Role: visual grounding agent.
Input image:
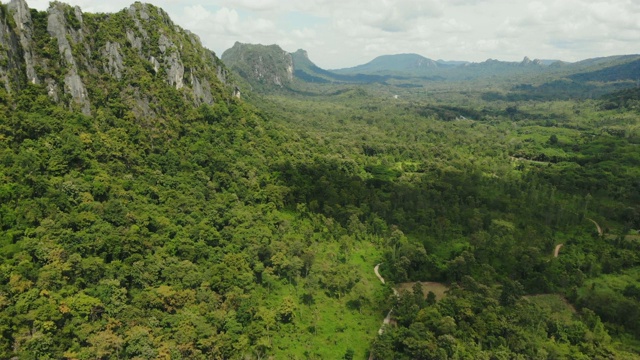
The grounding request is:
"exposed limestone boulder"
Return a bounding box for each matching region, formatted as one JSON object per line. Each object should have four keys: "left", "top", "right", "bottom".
{"left": 166, "top": 52, "right": 184, "bottom": 89}
{"left": 158, "top": 33, "right": 185, "bottom": 89}
{"left": 0, "top": 5, "right": 22, "bottom": 92}
{"left": 47, "top": 2, "right": 91, "bottom": 115}
{"left": 217, "top": 65, "right": 229, "bottom": 85}
{"left": 127, "top": 4, "right": 149, "bottom": 40}
{"left": 103, "top": 41, "right": 124, "bottom": 79}
{"left": 46, "top": 79, "right": 59, "bottom": 102}
{"left": 46, "top": 4, "right": 75, "bottom": 66}
{"left": 149, "top": 56, "right": 160, "bottom": 74}
{"left": 138, "top": 5, "right": 150, "bottom": 21}
{"left": 8, "top": 0, "right": 38, "bottom": 84}
{"left": 190, "top": 70, "right": 213, "bottom": 105}
{"left": 158, "top": 34, "right": 174, "bottom": 54}
{"left": 64, "top": 71, "right": 91, "bottom": 115}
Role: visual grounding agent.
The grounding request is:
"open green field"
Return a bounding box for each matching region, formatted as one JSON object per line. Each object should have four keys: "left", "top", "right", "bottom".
{"left": 268, "top": 242, "right": 383, "bottom": 359}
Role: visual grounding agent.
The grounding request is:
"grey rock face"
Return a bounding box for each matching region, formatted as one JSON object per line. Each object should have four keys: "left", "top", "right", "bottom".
{"left": 158, "top": 34, "right": 174, "bottom": 54}
{"left": 132, "top": 89, "right": 153, "bottom": 118}
{"left": 0, "top": 5, "right": 22, "bottom": 92}
{"left": 190, "top": 70, "right": 213, "bottom": 105}
{"left": 157, "top": 7, "right": 173, "bottom": 27}
{"left": 103, "top": 41, "right": 124, "bottom": 79}
{"left": 46, "top": 79, "right": 59, "bottom": 102}
{"left": 47, "top": 5, "right": 75, "bottom": 67}
{"left": 186, "top": 30, "right": 201, "bottom": 47}
{"left": 126, "top": 29, "right": 142, "bottom": 52}
{"left": 73, "top": 6, "right": 83, "bottom": 25}
{"left": 8, "top": 0, "right": 38, "bottom": 84}
{"left": 138, "top": 4, "right": 150, "bottom": 21}
{"left": 127, "top": 4, "right": 149, "bottom": 40}
{"left": 64, "top": 71, "right": 91, "bottom": 115}
{"left": 149, "top": 56, "right": 160, "bottom": 74}
{"left": 47, "top": 3, "right": 90, "bottom": 115}
{"left": 283, "top": 51, "right": 294, "bottom": 82}
{"left": 158, "top": 33, "right": 184, "bottom": 89}
{"left": 216, "top": 65, "right": 229, "bottom": 85}
{"left": 166, "top": 52, "right": 184, "bottom": 89}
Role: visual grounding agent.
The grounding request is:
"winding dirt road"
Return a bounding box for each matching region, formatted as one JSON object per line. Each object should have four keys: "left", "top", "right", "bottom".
{"left": 374, "top": 264, "right": 385, "bottom": 284}
{"left": 587, "top": 218, "right": 603, "bottom": 236}
{"left": 553, "top": 244, "right": 563, "bottom": 258}
{"left": 369, "top": 264, "right": 398, "bottom": 360}
{"left": 554, "top": 218, "right": 603, "bottom": 258}
{"left": 374, "top": 264, "right": 398, "bottom": 335}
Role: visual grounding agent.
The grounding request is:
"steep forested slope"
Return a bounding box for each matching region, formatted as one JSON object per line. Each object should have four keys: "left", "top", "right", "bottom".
{"left": 0, "top": 2, "right": 384, "bottom": 359}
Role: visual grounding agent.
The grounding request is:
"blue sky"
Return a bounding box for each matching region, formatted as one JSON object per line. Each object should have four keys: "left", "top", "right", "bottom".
{"left": 18, "top": 0, "right": 640, "bottom": 69}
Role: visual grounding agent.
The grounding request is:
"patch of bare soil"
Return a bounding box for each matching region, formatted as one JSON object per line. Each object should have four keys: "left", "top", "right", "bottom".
{"left": 395, "top": 281, "right": 449, "bottom": 301}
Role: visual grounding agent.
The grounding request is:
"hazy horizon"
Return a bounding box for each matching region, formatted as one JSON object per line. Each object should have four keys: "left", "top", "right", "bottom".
{"left": 14, "top": 0, "right": 640, "bottom": 69}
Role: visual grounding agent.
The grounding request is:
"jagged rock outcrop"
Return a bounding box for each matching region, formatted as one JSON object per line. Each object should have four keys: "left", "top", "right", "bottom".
{"left": 158, "top": 34, "right": 185, "bottom": 89}
{"left": 0, "top": 3, "right": 23, "bottom": 92}
{"left": 46, "top": 2, "right": 91, "bottom": 114}
{"left": 103, "top": 41, "right": 124, "bottom": 79}
{"left": 46, "top": 4, "right": 75, "bottom": 67}
{"left": 7, "top": 0, "right": 38, "bottom": 84}
{"left": 64, "top": 71, "right": 90, "bottom": 114}
{"left": 190, "top": 70, "right": 213, "bottom": 104}
{"left": 0, "top": 0, "right": 234, "bottom": 118}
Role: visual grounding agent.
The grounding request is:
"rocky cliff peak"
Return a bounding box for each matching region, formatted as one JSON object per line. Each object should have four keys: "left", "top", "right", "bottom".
{"left": 294, "top": 49, "right": 309, "bottom": 60}
{"left": 221, "top": 42, "right": 294, "bottom": 88}
{"left": 0, "top": 0, "right": 234, "bottom": 117}
{"left": 7, "top": 0, "right": 38, "bottom": 84}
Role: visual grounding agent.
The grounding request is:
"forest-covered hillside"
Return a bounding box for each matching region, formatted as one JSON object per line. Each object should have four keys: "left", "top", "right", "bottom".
{"left": 1, "top": 1, "right": 640, "bottom": 359}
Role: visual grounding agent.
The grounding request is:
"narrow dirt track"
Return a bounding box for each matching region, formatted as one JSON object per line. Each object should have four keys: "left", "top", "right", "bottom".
{"left": 373, "top": 263, "right": 398, "bottom": 336}
{"left": 370, "top": 264, "right": 398, "bottom": 360}
{"left": 374, "top": 264, "right": 385, "bottom": 284}
{"left": 554, "top": 218, "right": 603, "bottom": 258}
{"left": 553, "top": 244, "right": 563, "bottom": 258}
{"left": 587, "top": 218, "right": 603, "bottom": 236}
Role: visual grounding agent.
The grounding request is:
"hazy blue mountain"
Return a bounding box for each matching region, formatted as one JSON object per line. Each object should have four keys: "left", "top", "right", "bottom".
{"left": 333, "top": 53, "right": 441, "bottom": 75}
{"left": 437, "top": 59, "right": 470, "bottom": 66}
{"left": 220, "top": 41, "right": 640, "bottom": 97}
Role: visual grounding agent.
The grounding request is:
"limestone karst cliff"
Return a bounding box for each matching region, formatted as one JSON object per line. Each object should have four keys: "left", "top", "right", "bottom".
{"left": 221, "top": 42, "right": 294, "bottom": 89}
{"left": 0, "top": 0, "right": 233, "bottom": 117}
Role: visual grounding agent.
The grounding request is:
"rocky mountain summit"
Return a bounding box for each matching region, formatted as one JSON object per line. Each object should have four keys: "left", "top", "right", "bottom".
{"left": 221, "top": 42, "right": 294, "bottom": 89}
{"left": 0, "top": 0, "right": 233, "bottom": 117}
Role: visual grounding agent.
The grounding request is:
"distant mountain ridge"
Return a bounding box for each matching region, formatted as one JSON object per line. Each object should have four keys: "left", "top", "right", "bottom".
{"left": 221, "top": 42, "right": 391, "bottom": 89}
{"left": 333, "top": 53, "right": 441, "bottom": 75}
{"left": 221, "top": 42, "right": 640, "bottom": 96}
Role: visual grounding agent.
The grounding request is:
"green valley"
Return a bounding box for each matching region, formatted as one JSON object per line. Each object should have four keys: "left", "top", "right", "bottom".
{"left": 0, "top": 1, "right": 640, "bottom": 359}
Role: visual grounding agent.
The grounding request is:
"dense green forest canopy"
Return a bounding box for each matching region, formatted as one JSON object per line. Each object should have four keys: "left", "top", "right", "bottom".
{"left": 1, "top": 1, "right": 640, "bottom": 359}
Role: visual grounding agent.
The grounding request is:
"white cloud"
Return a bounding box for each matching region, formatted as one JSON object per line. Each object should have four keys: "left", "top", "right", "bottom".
{"left": 439, "top": 18, "right": 472, "bottom": 33}
{"left": 217, "top": 0, "right": 281, "bottom": 12}
{"left": 292, "top": 28, "right": 317, "bottom": 40}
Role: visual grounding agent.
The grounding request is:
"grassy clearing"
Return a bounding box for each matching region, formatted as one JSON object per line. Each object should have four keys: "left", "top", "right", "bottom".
{"left": 525, "top": 294, "right": 577, "bottom": 319}
{"left": 268, "top": 241, "right": 383, "bottom": 360}
{"left": 578, "top": 267, "right": 640, "bottom": 295}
